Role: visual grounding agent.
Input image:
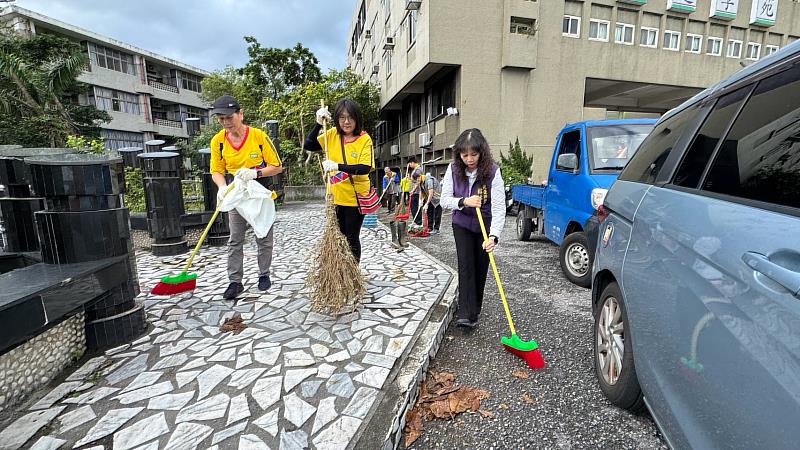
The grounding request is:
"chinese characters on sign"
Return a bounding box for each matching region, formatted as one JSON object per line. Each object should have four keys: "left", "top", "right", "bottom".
{"left": 710, "top": 0, "right": 739, "bottom": 20}
{"left": 667, "top": 0, "right": 697, "bottom": 13}
{"left": 750, "top": 0, "right": 778, "bottom": 26}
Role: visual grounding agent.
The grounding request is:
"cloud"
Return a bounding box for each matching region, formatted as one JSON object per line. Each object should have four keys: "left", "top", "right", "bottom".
{"left": 12, "top": 0, "right": 355, "bottom": 72}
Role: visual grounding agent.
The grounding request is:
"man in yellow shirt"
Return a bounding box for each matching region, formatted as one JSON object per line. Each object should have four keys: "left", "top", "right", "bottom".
{"left": 210, "top": 95, "right": 283, "bottom": 300}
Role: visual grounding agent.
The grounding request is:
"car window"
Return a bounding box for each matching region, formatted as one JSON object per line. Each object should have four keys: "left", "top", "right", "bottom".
{"left": 674, "top": 86, "right": 752, "bottom": 188}
{"left": 702, "top": 64, "right": 800, "bottom": 209}
{"left": 555, "top": 130, "right": 581, "bottom": 171}
{"left": 587, "top": 124, "right": 654, "bottom": 172}
{"left": 619, "top": 104, "right": 700, "bottom": 184}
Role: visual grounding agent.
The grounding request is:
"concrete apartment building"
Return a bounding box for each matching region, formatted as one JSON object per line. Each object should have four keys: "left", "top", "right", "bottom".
{"left": 0, "top": 6, "right": 210, "bottom": 150}
{"left": 347, "top": 0, "right": 800, "bottom": 182}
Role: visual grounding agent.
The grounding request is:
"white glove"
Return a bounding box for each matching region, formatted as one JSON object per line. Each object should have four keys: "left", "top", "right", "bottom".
{"left": 316, "top": 106, "right": 332, "bottom": 125}
{"left": 235, "top": 167, "right": 258, "bottom": 181}
{"left": 216, "top": 185, "right": 227, "bottom": 205}
{"left": 322, "top": 159, "right": 339, "bottom": 173}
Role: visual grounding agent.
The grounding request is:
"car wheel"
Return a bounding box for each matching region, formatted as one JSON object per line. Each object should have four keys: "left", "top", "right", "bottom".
{"left": 516, "top": 209, "right": 532, "bottom": 241}
{"left": 593, "top": 282, "right": 645, "bottom": 413}
{"left": 559, "top": 232, "right": 591, "bottom": 288}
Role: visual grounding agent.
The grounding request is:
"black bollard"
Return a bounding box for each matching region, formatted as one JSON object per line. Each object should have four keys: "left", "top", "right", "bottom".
{"left": 137, "top": 151, "right": 188, "bottom": 256}
{"left": 144, "top": 139, "right": 165, "bottom": 153}
{"left": 198, "top": 148, "right": 230, "bottom": 245}
{"left": 0, "top": 148, "right": 75, "bottom": 253}
{"left": 117, "top": 147, "right": 143, "bottom": 168}
{"left": 25, "top": 153, "right": 146, "bottom": 350}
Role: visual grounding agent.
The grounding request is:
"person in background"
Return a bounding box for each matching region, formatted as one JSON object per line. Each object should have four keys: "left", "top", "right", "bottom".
{"left": 407, "top": 156, "right": 424, "bottom": 229}
{"left": 440, "top": 128, "right": 505, "bottom": 328}
{"left": 399, "top": 172, "right": 411, "bottom": 209}
{"left": 383, "top": 167, "right": 400, "bottom": 212}
{"left": 210, "top": 95, "right": 283, "bottom": 300}
{"left": 304, "top": 98, "right": 374, "bottom": 262}
{"left": 424, "top": 171, "right": 443, "bottom": 234}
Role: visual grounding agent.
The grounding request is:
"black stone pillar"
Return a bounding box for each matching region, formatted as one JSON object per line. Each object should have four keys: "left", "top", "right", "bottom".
{"left": 117, "top": 147, "right": 143, "bottom": 168}
{"left": 0, "top": 148, "right": 75, "bottom": 253}
{"left": 144, "top": 139, "right": 165, "bottom": 153}
{"left": 198, "top": 148, "right": 229, "bottom": 246}
{"left": 263, "top": 120, "right": 286, "bottom": 201}
{"left": 25, "top": 153, "right": 145, "bottom": 350}
{"left": 138, "top": 151, "right": 188, "bottom": 256}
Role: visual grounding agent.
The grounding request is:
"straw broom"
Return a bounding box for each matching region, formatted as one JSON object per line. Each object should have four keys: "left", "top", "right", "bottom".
{"left": 306, "top": 100, "right": 365, "bottom": 315}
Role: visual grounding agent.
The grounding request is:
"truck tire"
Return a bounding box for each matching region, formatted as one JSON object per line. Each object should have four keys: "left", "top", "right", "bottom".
{"left": 516, "top": 209, "right": 532, "bottom": 241}
{"left": 560, "top": 232, "right": 591, "bottom": 288}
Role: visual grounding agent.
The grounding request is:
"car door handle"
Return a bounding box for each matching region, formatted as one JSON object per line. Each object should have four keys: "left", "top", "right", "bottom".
{"left": 742, "top": 252, "right": 800, "bottom": 296}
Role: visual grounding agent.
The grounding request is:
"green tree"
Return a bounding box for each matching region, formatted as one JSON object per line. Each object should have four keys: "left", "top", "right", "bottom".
{"left": 199, "top": 66, "right": 259, "bottom": 114}
{"left": 0, "top": 34, "right": 110, "bottom": 147}
{"left": 500, "top": 137, "right": 534, "bottom": 185}
{"left": 241, "top": 38, "right": 322, "bottom": 101}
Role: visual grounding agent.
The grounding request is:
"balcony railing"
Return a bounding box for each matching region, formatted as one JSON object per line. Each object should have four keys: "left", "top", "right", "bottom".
{"left": 153, "top": 118, "right": 183, "bottom": 128}
{"left": 148, "top": 80, "right": 179, "bottom": 94}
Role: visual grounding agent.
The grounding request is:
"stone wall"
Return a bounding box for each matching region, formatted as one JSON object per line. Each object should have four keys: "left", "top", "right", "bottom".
{"left": 284, "top": 185, "right": 326, "bottom": 202}
{"left": 0, "top": 314, "right": 85, "bottom": 410}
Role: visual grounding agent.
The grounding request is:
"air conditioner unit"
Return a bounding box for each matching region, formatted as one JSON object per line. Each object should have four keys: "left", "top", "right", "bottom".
{"left": 356, "top": 52, "right": 362, "bottom": 60}
{"left": 418, "top": 132, "right": 431, "bottom": 148}
{"left": 390, "top": 144, "right": 400, "bottom": 155}
{"left": 383, "top": 37, "right": 395, "bottom": 50}
{"left": 365, "top": 29, "right": 372, "bottom": 39}
{"left": 406, "top": 0, "right": 422, "bottom": 10}
{"left": 372, "top": 65, "right": 380, "bottom": 75}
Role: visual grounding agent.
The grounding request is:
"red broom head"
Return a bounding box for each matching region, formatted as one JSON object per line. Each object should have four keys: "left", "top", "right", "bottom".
{"left": 503, "top": 344, "right": 546, "bottom": 370}
{"left": 151, "top": 278, "right": 196, "bottom": 296}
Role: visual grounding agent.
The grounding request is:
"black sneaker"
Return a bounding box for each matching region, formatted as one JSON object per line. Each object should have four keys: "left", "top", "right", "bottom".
{"left": 258, "top": 275, "right": 272, "bottom": 291}
{"left": 455, "top": 318, "right": 478, "bottom": 328}
{"left": 223, "top": 282, "right": 244, "bottom": 300}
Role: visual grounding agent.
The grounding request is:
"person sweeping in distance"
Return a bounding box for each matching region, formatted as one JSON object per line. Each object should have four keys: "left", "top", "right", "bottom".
{"left": 210, "top": 95, "right": 283, "bottom": 300}
{"left": 423, "top": 171, "right": 443, "bottom": 235}
{"left": 440, "top": 128, "right": 505, "bottom": 328}
{"left": 304, "top": 98, "right": 375, "bottom": 263}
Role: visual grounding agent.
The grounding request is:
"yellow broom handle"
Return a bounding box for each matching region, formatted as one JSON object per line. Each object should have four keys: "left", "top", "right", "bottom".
{"left": 320, "top": 99, "right": 331, "bottom": 196}
{"left": 475, "top": 207, "right": 517, "bottom": 335}
{"left": 183, "top": 182, "right": 236, "bottom": 273}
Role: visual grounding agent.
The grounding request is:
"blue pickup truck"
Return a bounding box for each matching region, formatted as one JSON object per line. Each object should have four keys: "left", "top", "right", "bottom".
{"left": 512, "top": 118, "right": 656, "bottom": 287}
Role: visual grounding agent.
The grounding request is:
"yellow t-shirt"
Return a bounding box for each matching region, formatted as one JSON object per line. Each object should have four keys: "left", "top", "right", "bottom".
{"left": 210, "top": 126, "right": 281, "bottom": 175}
{"left": 318, "top": 128, "right": 374, "bottom": 207}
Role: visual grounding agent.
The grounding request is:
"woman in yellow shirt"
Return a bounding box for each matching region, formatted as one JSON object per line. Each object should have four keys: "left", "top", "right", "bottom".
{"left": 304, "top": 98, "right": 374, "bottom": 262}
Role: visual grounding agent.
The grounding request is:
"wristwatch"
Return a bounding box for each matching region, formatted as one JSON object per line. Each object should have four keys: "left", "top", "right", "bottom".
{"left": 458, "top": 198, "right": 465, "bottom": 208}
{"left": 489, "top": 235, "right": 498, "bottom": 244}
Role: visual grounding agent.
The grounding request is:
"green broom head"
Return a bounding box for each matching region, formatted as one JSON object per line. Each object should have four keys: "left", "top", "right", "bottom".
{"left": 151, "top": 271, "right": 198, "bottom": 296}
{"left": 501, "top": 334, "right": 546, "bottom": 370}
{"left": 159, "top": 272, "right": 198, "bottom": 284}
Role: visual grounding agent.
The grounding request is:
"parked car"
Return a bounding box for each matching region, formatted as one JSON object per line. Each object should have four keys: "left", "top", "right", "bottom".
{"left": 512, "top": 119, "right": 656, "bottom": 287}
{"left": 591, "top": 42, "right": 800, "bottom": 449}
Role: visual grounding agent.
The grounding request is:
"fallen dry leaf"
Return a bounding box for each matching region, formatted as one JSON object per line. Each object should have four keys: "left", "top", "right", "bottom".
{"left": 499, "top": 403, "right": 509, "bottom": 409}
{"left": 522, "top": 393, "right": 535, "bottom": 404}
{"left": 219, "top": 313, "right": 247, "bottom": 335}
{"left": 479, "top": 409, "right": 495, "bottom": 418}
{"left": 432, "top": 371, "right": 455, "bottom": 384}
{"left": 512, "top": 369, "right": 529, "bottom": 379}
{"left": 403, "top": 408, "right": 424, "bottom": 447}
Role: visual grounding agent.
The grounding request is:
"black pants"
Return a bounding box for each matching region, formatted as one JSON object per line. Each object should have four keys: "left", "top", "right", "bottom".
{"left": 427, "top": 204, "right": 443, "bottom": 231}
{"left": 453, "top": 224, "right": 490, "bottom": 322}
{"left": 387, "top": 193, "right": 397, "bottom": 212}
{"left": 335, "top": 205, "right": 364, "bottom": 262}
{"left": 410, "top": 192, "right": 422, "bottom": 225}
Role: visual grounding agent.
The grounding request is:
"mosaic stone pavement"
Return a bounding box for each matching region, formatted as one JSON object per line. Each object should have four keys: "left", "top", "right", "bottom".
{"left": 0, "top": 203, "right": 453, "bottom": 450}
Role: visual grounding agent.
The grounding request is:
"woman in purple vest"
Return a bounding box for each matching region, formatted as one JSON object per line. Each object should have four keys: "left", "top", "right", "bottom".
{"left": 441, "top": 129, "right": 506, "bottom": 328}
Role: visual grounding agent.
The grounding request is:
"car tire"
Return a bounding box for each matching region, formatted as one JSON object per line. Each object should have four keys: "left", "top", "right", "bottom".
{"left": 593, "top": 282, "right": 645, "bottom": 413}
{"left": 516, "top": 209, "right": 532, "bottom": 241}
{"left": 559, "top": 232, "right": 591, "bottom": 288}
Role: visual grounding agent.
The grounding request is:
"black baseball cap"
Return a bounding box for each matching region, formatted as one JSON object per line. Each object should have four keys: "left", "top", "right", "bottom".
{"left": 210, "top": 95, "right": 241, "bottom": 116}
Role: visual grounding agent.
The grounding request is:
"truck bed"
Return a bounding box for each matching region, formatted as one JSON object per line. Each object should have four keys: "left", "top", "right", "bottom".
{"left": 511, "top": 184, "right": 545, "bottom": 210}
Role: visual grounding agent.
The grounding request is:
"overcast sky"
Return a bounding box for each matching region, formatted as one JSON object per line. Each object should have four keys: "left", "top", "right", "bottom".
{"left": 12, "top": 0, "right": 357, "bottom": 73}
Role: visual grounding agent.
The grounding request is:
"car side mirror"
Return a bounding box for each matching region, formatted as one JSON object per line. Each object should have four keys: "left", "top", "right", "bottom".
{"left": 557, "top": 153, "right": 578, "bottom": 171}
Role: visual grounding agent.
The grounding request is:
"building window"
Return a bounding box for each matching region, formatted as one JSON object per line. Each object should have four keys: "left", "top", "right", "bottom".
{"left": 88, "top": 42, "right": 136, "bottom": 75}
{"left": 91, "top": 87, "right": 140, "bottom": 115}
{"left": 510, "top": 17, "right": 536, "bottom": 36}
{"left": 180, "top": 72, "right": 202, "bottom": 93}
{"left": 726, "top": 39, "right": 742, "bottom": 58}
{"left": 685, "top": 34, "right": 702, "bottom": 53}
{"left": 562, "top": 15, "right": 580, "bottom": 38}
{"left": 746, "top": 42, "right": 761, "bottom": 60}
{"left": 383, "top": 51, "right": 392, "bottom": 79}
{"left": 663, "top": 30, "right": 680, "bottom": 51}
{"left": 588, "top": 19, "right": 609, "bottom": 42}
{"left": 765, "top": 45, "right": 779, "bottom": 56}
{"left": 101, "top": 130, "right": 144, "bottom": 150}
{"left": 615, "top": 23, "right": 634, "bottom": 45}
{"left": 640, "top": 27, "right": 658, "bottom": 48}
{"left": 707, "top": 37, "right": 723, "bottom": 56}
{"left": 407, "top": 10, "right": 417, "bottom": 46}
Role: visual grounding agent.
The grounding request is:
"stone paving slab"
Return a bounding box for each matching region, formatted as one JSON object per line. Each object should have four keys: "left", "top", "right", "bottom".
{"left": 0, "top": 203, "right": 454, "bottom": 450}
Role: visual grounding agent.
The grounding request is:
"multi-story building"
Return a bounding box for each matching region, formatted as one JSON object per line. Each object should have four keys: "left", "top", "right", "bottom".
{"left": 0, "top": 5, "right": 210, "bottom": 150}
{"left": 348, "top": 0, "right": 800, "bottom": 181}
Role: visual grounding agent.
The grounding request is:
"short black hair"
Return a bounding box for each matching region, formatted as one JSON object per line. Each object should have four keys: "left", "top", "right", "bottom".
{"left": 408, "top": 156, "right": 418, "bottom": 164}
{"left": 333, "top": 98, "right": 363, "bottom": 136}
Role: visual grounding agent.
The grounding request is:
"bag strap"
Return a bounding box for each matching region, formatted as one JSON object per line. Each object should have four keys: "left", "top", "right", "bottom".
{"left": 340, "top": 134, "right": 363, "bottom": 214}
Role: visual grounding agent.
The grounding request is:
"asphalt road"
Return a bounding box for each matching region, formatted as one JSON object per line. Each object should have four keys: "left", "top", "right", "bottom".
{"left": 380, "top": 209, "right": 667, "bottom": 450}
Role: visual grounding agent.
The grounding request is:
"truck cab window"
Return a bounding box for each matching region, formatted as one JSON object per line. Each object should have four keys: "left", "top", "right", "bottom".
{"left": 555, "top": 130, "right": 581, "bottom": 172}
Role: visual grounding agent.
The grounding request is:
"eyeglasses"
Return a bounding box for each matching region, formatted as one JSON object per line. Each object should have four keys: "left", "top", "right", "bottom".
{"left": 338, "top": 115, "right": 354, "bottom": 123}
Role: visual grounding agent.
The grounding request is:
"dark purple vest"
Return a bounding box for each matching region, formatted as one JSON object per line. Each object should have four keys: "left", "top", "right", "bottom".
{"left": 451, "top": 163, "right": 497, "bottom": 234}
